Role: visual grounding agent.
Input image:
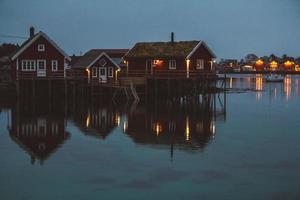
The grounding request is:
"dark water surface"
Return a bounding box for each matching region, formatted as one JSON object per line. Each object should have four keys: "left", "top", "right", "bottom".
{"left": 1, "top": 75, "right": 300, "bottom": 200}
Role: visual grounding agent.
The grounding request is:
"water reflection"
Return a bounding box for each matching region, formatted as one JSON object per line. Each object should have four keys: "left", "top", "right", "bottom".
{"left": 4, "top": 92, "right": 226, "bottom": 163}
{"left": 226, "top": 74, "right": 300, "bottom": 102}
{"left": 69, "top": 100, "right": 121, "bottom": 139}
{"left": 7, "top": 98, "right": 70, "bottom": 165}
{"left": 123, "top": 95, "right": 223, "bottom": 159}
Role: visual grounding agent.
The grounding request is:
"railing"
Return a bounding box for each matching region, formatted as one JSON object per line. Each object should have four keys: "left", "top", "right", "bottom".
{"left": 120, "top": 69, "right": 217, "bottom": 80}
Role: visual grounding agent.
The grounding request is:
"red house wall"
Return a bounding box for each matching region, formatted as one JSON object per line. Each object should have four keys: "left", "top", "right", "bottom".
{"left": 13, "top": 35, "right": 66, "bottom": 80}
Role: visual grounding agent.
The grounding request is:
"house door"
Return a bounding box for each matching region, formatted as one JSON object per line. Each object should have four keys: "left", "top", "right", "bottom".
{"left": 99, "top": 67, "right": 107, "bottom": 83}
{"left": 37, "top": 60, "right": 46, "bottom": 77}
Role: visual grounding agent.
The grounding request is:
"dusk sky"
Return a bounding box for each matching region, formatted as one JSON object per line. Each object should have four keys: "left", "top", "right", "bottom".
{"left": 0, "top": 0, "right": 299, "bottom": 59}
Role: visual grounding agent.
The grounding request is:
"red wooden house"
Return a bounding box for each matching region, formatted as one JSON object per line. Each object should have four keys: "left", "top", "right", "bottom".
{"left": 71, "top": 49, "right": 129, "bottom": 84}
{"left": 11, "top": 27, "right": 71, "bottom": 80}
{"left": 123, "top": 39, "right": 216, "bottom": 79}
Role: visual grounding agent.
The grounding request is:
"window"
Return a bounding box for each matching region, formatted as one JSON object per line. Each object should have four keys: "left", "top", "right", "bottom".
{"left": 38, "top": 44, "right": 45, "bottom": 52}
{"left": 52, "top": 60, "right": 58, "bottom": 71}
{"left": 169, "top": 60, "right": 176, "bottom": 69}
{"left": 37, "top": 60, "right": 46, "bottom": 70}
{"left": 21, "top": 60, "right": 36, "bottom": 71}
{"left": 92, "top": 67, "right": 97, "bottom": 77}
{"left": 196, "top": 59, "right": 204, "bottom": 69}
{"left": 108, "top": 67, "right": 113, "bottom": 77}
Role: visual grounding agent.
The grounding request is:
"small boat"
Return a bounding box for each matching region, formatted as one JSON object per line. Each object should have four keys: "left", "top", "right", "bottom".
{"left": 265, "top": 73, "right": 284, "bottom": 82}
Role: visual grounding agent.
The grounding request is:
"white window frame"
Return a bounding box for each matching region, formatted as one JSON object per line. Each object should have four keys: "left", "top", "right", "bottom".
{"left": 169, "top": 60, "right": 176, "bottom": 69}
{"left": 38, "top": 44, "right": 45, "bottom": 52}
{"left": 21, "top": 60, "right": 36, "bottom": 71}
{"left": 92, "top": 67, "right": 97, "bottom": 77}
{"left": 108, "top": 67, "right": 113, "bottom": 77}
{"left": 37, "top": 60, "right": 46, "bottom": 70}
{"left": 196, "top": 59, "right": 204, "bottom": 69}
{"left": 51, "top": 60, "right": 58, "bottom": 71}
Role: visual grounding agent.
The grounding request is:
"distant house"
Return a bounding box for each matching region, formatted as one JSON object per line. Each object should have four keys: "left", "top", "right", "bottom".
{"left": 0, "top": 43, "right": 18, "bottom": 83}
{"left": 71, "top": 49, "right": 128, "bottom": 84}
{"left": 11, "top": 27, "right": 71, "bottom": 80}
{"left": 123, "top": 39, "right": 216, "bottom": 79}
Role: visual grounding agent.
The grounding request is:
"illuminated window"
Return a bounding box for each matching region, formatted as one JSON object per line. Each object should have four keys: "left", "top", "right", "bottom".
{"left": 169, "top": 60, "right": 176, "bottom": 69}
{"left": 92, "top": 67, "right": 97, "bottom": 77}
{"left": 38, "top": 44, "right": 45, "bottom": 52}
{"left": 196, "top": 59, "right": 204, "bottom": 69}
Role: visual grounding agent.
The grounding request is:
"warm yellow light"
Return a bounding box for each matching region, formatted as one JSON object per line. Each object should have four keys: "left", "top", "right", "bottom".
{"left": 185, "top": 116, "right": 190, "bottom": 141}
{"left": 295, "top": 65, "right": 300, "bottom": 72}
{"left": 153, "top": 123, "right": 162, "bottom": 136}
{"left": 270, "top": 61, "right": 278, "bottom": 68}
{"left": 86, "top": 115, "right": 90, "bottom": 128}
{"left": 115, "top": 115, "right": 121, "bottom": 126}
{"left": 256, "top": 59, "right": 264, "bottom": 66}
{"left": 86, "top": 68, "right": 90, "bottom": 72}
{"left": 186, "top": 59, "right": 190, "bottom": 78}
{"left": 284, "top": 60, "right": 294, "bottom": 68}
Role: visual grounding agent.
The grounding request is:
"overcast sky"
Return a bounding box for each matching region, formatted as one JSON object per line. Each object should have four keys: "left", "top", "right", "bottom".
{"left": 0, "top": 0, "right": 299, "bottom": 59}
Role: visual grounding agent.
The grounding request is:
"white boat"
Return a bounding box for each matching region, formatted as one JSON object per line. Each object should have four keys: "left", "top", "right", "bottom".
{"left": 265, "top": 74, "right": 284, "bottom": 82}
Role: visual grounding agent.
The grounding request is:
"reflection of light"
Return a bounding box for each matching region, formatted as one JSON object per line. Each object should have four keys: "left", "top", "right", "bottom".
{"left": 186, "top": 59, "right": 190, "bottom": 78}
{"left": 210, "top": 121, "right": 216, "bottom": 137}
{"left": 123, "top": 121, "right": 128, "bottom": 132}
{"left": 256, "top": 74, "right": 263, "bottom": 100}
{"left": 153, "top": 122, "right": 162, "bottom": 136}
{"left": 284, "top": 75, "right": 292, "bottom": 101}
{"left": 229, "top": 77, "right": 233, "bottom": 89}
{"left": 185, "top": 116, "right": 190, "bottom": 141}
{"left": 86, "top": 115, "right": 90, "bottom": 128}
{"left": 115, "top": 115, "right": 121, "bottom": 126}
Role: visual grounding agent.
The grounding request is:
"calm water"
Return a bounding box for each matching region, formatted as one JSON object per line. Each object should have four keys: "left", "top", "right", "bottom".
{"left": 1, "top": 75, "right": 300, "bottom": 200}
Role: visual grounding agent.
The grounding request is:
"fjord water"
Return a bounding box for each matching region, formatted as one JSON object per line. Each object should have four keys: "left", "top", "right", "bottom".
{"left": 1, "top": 75, "right": 300, "bottom": 200}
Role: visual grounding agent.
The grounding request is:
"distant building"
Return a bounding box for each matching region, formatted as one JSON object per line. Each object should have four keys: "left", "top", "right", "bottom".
{"left": 124, "top": 37, "right": 216, "bottom": 79}
{"left": 0, "top": 43, "right": 18, "bottom": 83}
{"left": 11, "top": 27, "right": 71, "bottom": 80}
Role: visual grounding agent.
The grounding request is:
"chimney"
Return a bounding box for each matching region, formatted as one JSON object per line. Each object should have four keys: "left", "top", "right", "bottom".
{"left": 171, "top": 32, "right": 175, "bottom": 44}
{"left": 29, "top": 26, "right": 35, "bottom": 38}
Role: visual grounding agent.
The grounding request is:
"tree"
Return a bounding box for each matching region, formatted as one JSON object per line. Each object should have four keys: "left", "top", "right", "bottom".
{"left": 244, "top": 54, "right": 258, "bottom": 64}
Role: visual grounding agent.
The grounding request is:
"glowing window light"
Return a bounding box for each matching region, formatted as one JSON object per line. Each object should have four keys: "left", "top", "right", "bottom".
{"left": 284, "top": 60, "right": 295, "bottom": 68}
{"left": 255, "top": 59, "right": 264, "bottom": 67}
{"left": 270, "top": 61, "right": 278, "bottom": 68}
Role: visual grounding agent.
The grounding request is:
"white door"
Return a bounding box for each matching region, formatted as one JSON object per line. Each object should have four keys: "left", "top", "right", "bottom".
{"left": 37, "top": 60, "right": 46, "bottom": 77}
{"left": 99, "top": 67, "right": 107, "bottom": 83}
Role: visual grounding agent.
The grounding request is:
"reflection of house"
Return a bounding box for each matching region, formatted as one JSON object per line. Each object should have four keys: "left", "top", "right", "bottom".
{"left": 8, "top": 100, "right": 69, "bottom": 165}
{"left": 70, "top": 101, "right": 121, "bottom": 139}
{"left": 123, "top": 98, "right": 217, "bottom": 157}
{"left": 71, "top": 49, "right": 128, "bottom": 84}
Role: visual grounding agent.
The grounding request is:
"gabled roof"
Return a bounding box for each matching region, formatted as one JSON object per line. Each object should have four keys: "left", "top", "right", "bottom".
{"left": 72, "top": 49, "right": 128, "bottom": 68}
{"left": 124, "top": 40, "right": 216, "bottom": 59}
{"left": 11, "top": 31, "right": 71, "bottom": 61}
